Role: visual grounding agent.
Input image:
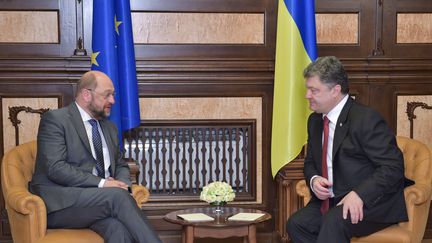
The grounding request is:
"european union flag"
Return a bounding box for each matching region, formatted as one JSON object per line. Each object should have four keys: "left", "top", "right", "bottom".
{"left": 91, "top": 0, "right": 140, "bottom": 140}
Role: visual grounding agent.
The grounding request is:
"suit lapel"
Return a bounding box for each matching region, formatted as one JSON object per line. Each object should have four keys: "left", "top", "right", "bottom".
{"left": 332, "top": 97, "right": 353, "bottom": 158}
{"left": 68, "top": 103, "right": 92, "bottom": 154}
{"left": 311, "top": 114, "right": 324, "bottom": 173}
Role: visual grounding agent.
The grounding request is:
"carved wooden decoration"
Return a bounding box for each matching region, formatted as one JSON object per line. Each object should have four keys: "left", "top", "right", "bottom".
{"left": 8, "top": 106, "right": 49, "bottom": 146}
{"left": 406, "top": 101, "right": 432, "bottom": 138}
{"left": 275, "top": 160, "right": 306, "bottom": 243}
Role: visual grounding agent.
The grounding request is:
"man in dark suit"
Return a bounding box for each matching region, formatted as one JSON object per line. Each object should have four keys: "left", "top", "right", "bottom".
{"left": 29, "top": 71, "right": 161, "bottom": 243}
{"left": 287, "top": 56, "right": 408, "bottom": 242}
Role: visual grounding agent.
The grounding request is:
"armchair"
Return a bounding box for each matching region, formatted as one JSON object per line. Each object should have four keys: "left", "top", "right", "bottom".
{"left": 1, "top": 141, "right": 150, "bottom": 243}
{"left": 296, "top": 136, "right": 432, "bottom": 243}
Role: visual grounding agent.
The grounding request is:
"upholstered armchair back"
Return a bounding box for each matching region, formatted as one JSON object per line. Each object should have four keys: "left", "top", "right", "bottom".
{"left": 3, "top": 140, "right": 36, "bottom": 189}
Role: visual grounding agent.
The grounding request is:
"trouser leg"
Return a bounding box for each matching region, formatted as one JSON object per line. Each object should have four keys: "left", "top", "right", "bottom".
{"left": 287, "top": 202, "right": 394, "bottom": 243}
{"left": 47, "top": 187, "right": 161, "bottom": 243}
{"left": 317, "top": 206, "right": 394, "bottom": 243}
{"left": 90, "top": 217, "right": 134, "bottom": 243}
{"left": 47, "top": 205, "right": 110, "bottom": 228}
{"left": 287, "top": 201, "right": 322, "bottom": 243}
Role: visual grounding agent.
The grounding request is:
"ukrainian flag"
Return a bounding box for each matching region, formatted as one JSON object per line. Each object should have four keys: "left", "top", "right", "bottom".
{"left": 91, "top": 0, "right": 140, "bottom": 139}
{"left": 271, "top": 0, "right": 317, "bottom": 176}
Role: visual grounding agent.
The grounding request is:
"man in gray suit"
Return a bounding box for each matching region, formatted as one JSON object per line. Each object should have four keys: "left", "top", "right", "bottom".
{"left": 29, "top": 71, "right": 161, "bottom": 243}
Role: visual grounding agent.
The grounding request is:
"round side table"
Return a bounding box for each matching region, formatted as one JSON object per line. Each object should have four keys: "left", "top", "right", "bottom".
{"left": 164, "top": 207, "right": 271, "bottom": 243}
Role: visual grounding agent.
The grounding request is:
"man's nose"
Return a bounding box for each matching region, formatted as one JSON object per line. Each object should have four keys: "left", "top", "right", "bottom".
{"left": 108, "top": 94, "right": 115, "bottom": 104}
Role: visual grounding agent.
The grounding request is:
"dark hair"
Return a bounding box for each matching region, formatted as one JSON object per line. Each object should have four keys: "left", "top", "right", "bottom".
{"left": 303, "top": 56, "right": 349, "bottom": 94}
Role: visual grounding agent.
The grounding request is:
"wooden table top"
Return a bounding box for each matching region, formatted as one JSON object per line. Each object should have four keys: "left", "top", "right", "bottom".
{"left": 164, "top": 207, "right": 271, "bottom": 227}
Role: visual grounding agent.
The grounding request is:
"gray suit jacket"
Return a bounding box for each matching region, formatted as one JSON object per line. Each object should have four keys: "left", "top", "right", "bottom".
{"left": 29, "top": 102, "right": 131, "bottom": 213}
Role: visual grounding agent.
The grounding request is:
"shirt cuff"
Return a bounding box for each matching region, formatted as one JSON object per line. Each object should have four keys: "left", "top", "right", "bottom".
{"left": 98, "top": 178, "right": 106, "bottom": 188}
{"left": 310, "top": 175, "right": 319, "bottom": 194}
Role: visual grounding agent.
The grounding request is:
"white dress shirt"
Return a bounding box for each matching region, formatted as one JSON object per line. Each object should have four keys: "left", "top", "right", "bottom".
{"left": 76, "top": 102, "right": 111, "bottom": 187}
{"left": 311, "top": 95, "right": 349, "bottom": 197}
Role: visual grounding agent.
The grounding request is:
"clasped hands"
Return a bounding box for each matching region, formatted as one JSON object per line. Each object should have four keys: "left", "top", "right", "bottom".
{"left": 312, "top": 176, "right": 364, "bottom": 224}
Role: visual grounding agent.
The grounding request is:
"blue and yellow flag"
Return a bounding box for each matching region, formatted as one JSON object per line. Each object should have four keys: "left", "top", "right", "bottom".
{"left": 271, "top": 0, "right": 317, "bottom": 176}
{"left": 91, "top": 0, "right": 140, "bottom": 139}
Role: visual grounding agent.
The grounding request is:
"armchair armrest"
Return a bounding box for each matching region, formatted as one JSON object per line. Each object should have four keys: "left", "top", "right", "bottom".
{"left": 404, "top": 183, "right": 431, "bottom": 205}
{"left": 399, "top": 183, "right": 432, "bottom": 239}
{"left": 7, "top": 188, "right": 46, "bottom": 215}
{"left": 131, "top": 184, "right": 150, "bottom": 207}
{"left": 5, "top": 187, "right": 47, "bottom": 242}
{"left": 296, "top": 180, "right": 312, "bottom": 205}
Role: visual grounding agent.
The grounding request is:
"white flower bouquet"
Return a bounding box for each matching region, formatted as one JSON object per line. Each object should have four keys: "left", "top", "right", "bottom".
{"left": 200, "top": 181, "right": 235, "bottom": 206}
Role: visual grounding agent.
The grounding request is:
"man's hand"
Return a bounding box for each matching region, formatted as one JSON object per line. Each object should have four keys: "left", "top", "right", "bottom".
{"left": 337, "top": 191, "right": 364, "bottom": 224}
{"left": 312, "top": 176, "right": 332, "bottom": 200}
{"left": 103, "top": 177, "right": 128, "bottom": 190}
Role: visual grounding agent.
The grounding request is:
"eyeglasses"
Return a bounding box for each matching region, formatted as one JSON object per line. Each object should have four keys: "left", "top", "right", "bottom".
{"left": 86, "top": 89, "right": 115, "bottom": 100}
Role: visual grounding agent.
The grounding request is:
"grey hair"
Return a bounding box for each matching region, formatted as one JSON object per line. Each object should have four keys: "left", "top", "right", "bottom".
{"left": 303, "top": 56, "right": 349, "bottom": 94}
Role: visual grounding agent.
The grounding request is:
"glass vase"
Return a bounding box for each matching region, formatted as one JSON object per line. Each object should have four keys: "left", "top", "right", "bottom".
{"left": 211, "top": 201, "right": 226, "bottom": 216}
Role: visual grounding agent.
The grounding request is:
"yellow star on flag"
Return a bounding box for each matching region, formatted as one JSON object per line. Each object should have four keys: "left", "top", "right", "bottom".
{"left": 91, "top": 51, "right": 100, "bottom": 66}
{"left": 115, "top": 15, "right": 122, "bottom": 35}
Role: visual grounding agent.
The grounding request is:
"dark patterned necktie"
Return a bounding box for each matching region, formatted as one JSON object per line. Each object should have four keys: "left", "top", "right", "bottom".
{"left": 321, "top": 116, "right": 330, "bottom": 214}
{"left": 88, "top": 119, "right": 105, "bottom": 178}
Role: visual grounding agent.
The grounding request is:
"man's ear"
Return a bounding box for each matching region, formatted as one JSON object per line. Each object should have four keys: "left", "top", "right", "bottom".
{"left": 332, "top": 84, "right": 342, "bottom": 96}
{"left": 82, "top": 89, "right": 92, "bottom": 103}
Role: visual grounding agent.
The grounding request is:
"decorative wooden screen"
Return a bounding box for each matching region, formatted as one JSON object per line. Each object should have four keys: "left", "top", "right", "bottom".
{"left": 123, "top": 119, "right": 257, "bottom": 203}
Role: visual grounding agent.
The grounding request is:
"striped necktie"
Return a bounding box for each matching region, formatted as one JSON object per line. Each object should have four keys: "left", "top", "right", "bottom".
{"left": 88, "top": 119, "right": 105, "bottom": 178}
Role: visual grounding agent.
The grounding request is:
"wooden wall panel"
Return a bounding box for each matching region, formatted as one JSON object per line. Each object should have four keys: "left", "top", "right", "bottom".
{"left": 383, "top": 0, "right": 432, "bottom": 57}
{"left": 316, "top": 13, "right": 359, "bottom": 44}
{"left": 81, "top": 0, "right": 276, "bottom": 60}
{"left": 132, "top": 13, "right": 264, "bottom": 44}
{"left": 397, "top": 13, "right": 432, "bottom": 44}
{"left": 0, "top": 1, "right": 78, "bottom": 57}
{"left": 0, "top": 11, "right": 59, "bottom": 43}
{"left": 315, "top": 0, "right": 376, "bottom": 58}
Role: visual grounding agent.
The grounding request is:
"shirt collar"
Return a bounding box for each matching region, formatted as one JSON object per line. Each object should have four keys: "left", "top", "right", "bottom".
{"left": 75, "top": 102, "right": 94, "bottom": 123}
{"left": 323, "top": 95, "right": 349, "bottom": 124}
